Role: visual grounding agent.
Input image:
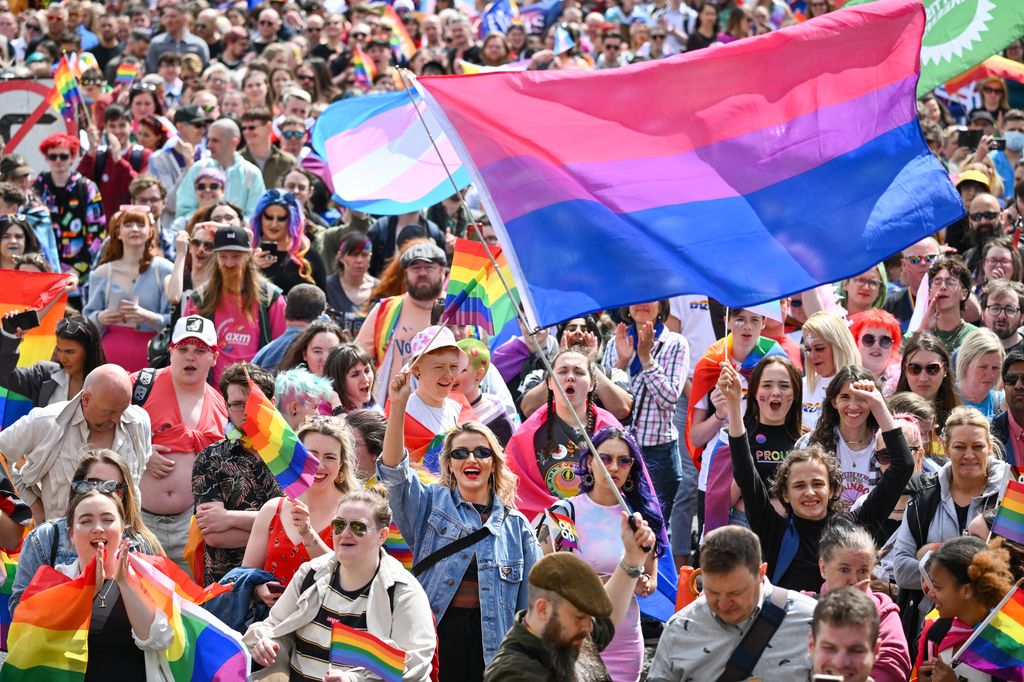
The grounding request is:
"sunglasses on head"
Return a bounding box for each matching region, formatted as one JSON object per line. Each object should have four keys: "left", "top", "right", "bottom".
{"left": 47, "top": 152, "right": 71, "bottom": 161}
{"left": 907, "top": 362, "right": 943, "bottom": 376}
{"left": 449, "top": 446, "right": 494, "bottom": 460}
{"left": 58, "top": 318, "right": 86, "bottom": 335}
{"left": 71, "top": 478, "right": 127, "bottom": 496}
{"left": 331, "top": 517, "right": 371, "bottom": 536}
{"left": 131, "top": 82, "right": 157, "bottom": 93}
{"left": 860, "top": 333, "right": 893, "bottom": 349}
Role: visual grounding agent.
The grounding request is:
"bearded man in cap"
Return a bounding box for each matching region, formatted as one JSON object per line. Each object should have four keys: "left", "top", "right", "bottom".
{"left": 485, "top": 512, "right": 655, "bottom": 681}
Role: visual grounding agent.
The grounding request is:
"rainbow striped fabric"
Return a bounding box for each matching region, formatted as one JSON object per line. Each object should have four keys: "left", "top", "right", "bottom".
{"left": 420, "top": 0, "right": 962, "bottom": 331}
{"left": 547, "top": 511, "right": 580, "bottom": 552}
{"left": 992, "top": 480, "right": 1024, "bottom": 545}
{"left": 126, "top": 553, "right": 248, "bottom": 681}
{"left": 442, "top": 237, "right": 521, "bottom": 349}
{"left": 331, "top": 621, "right": 405, "bottom": 681}
{"left": 3, "top": 562, "right": 97, "bottom": 680}
{"left": 379, "top": 4, "right": 416, "bottom": 60}
{"left": 311, "top": 87, "right": 469, "bottom": 215}
{"left": 0, "top": 551, "right": 18, "bottom": 651}
{"left": 115, "top": 61, "right": 142, "bottom": 85}
{"left": 384, "top": 523, "right": 413, "bottom": 569}
{"left": 0, "top": 272, "right": 70, "bottom": 429}
{"left": 49, "top": 54, "right": 81, "bottom": 117}
{"left": 947, "top": 54, "right": 1024, "bottom": 93}
{"left": 957, "top": 585, "right": 1024, "bottom": 680}
{"left": 352, "top": 46, "right": 377, "bottom": 89}
{"left": 240, "top": 378, "right": 320, "bottom": 498}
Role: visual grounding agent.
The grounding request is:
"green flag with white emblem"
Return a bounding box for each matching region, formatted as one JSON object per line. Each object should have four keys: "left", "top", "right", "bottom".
{"left": 844, "top": 0, "right": 1024, "bottom": 96}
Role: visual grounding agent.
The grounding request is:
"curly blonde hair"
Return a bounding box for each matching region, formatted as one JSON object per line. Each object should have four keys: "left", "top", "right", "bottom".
{"left": 439, "top": 421, "right": 519, "bottom": 509}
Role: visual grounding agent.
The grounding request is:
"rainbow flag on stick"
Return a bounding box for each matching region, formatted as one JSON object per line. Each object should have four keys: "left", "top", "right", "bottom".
{"left": 49, "top": 54, "right": 82, "bottom": 117}
{"left": 126, "top": 553, "right": 248, "bottom": 681}
{"left": 115, "top": 60, "right": 142, "bottom": 85}
{"left": 379, "top": 4, "right": 416, "bottom": 60}
{"left": 442, "top": 237, "right": 521, "bottom": 349}
{"left": 992, "top": 480, "right": 1024, "bottom": 545}
{"left": 0, "top": 271, "right": 70, "bottom": 429}
{"left": 953, "top": 582, "right": 1024, "bottom": 681}
{"left": 239, "top": 378, "right": 320, "bottom": 498}
{"left": 331, "top": 621, "right": 405, "bottom": 681}
{"left": 352, "top": 46, "right": 377, "bottom": 89}
{"left": 545, "top": 510, "right": 580, "bottom": 552}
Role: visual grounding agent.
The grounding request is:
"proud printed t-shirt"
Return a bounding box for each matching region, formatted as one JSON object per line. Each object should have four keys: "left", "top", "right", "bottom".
{"left": 749, "top": 423, "right": 797, "bottom": 489}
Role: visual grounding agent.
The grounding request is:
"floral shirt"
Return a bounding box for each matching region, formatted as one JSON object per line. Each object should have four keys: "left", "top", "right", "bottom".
{"left": 192, "top": 438, "right": 283, "bottom": 585}
{"left": 32, "top": 172, "right": 105, "bottom": 294}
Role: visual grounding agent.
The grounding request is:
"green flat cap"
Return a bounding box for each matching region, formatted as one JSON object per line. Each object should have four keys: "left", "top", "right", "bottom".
{"left": 528, "top": 552, "right": 612, "bottom": 619}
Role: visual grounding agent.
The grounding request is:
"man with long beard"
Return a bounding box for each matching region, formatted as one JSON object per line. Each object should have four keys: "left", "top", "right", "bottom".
{"left": 356, "top": 242, "right": 447, "bottom": 405}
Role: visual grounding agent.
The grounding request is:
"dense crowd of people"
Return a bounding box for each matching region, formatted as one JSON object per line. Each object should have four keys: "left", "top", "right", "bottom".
{"left": 0, "top": 0, "right": 1021, "bottom": 680}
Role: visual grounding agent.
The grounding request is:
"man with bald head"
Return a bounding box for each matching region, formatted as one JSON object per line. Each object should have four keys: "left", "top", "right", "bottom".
{"left": 176, "top": 118, "right": 265, "bottom": 219}
{"left": 0, "top": 364, "right": 152, "bottom": 523}
{"left": 884, "top": 236, "right": 941, "bottom": 331}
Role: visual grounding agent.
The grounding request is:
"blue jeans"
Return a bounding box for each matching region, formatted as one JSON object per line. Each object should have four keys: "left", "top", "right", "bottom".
{"left": 642, "top": 440, "right": 682, "bottom": 528}
{"left": 670, "top": 392, "right": 699, "bottom": 558}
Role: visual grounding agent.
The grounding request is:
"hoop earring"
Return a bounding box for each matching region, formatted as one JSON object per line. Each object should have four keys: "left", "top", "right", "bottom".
{"left": 622, "top": 478, "right": 635, "bottom": 492}
{"left": 582, "top": 472, "right": 594, "bottom": 487}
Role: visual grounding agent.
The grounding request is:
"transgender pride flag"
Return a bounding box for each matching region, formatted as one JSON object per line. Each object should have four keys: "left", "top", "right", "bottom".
{"left": 311, "top": 89, "right": 471, "bottom": 215}
{"left": 420, "top": 0, "right": 964, "bottom": 331}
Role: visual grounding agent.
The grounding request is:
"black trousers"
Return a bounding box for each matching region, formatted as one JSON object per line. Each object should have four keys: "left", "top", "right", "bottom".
{"left": 437, "top": 606, "right": 484, "bottom": 682}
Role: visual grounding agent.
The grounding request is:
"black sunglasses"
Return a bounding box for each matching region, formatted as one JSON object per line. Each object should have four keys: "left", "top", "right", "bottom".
{"left": 874, "top": 447, "right": 890, "bottom": 466}
{"left": 1005, "top": 373, "right": 1024, "bottom": 386}
{"left": 860, "top": 333, "right": 893, "bottom": 349}
{"left": 47, "top": 153, "right": 71, "bottom": 161}
{"left": 969, "top": 211, "right": 1000, "bottom": 221}
{"left": 71, "top": 478, "right": 127, "bottom": 496}
{"left": 331, "top": 518, "right": 371, "bottom": 536}
{"left": 190, "top": 238, "right": 214, "bottom": 250}
{"left": 449, "top": 446, "right": 494, "bottom": 460}
{"left": 57, "top": 318, "right": 87, "bottom": 335}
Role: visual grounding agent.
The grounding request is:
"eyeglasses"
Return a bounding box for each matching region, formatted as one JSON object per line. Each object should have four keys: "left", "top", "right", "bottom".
{"left": 970, "top": 211, "right": 1000, "bottom": 221}
{"left": 307, "top": 26, "right": 321, "bottom": 32}
{"left": 874, "top": 447, "right": 890, "bottom": 466}
{"left": 196, "top": 183, "right": 223, "bottom": 192}
{"left": 904, "top": 254, "right": 938, "bottom": 266}
{"left": 281, "top": 130, "right": 305, "bottom": 140}
{"left": 598, "top": 453, "right": 635, "bottom": 468}
{"left": 130, "top": 82, "right": 158, "bottom": 93}
{"left": 986, "top": 304, "right": 1020, "bottom": 317}
{"left": 605, "top": 43, "right": 622, "bottom": 50}
{"left": 297, "top": 73, "right": 315, "bottom": 81}
{"left": 71, "top": 478, "right": 127, "bottom": 496}
{"left": 284, "top": 183, "right": 309, "bottom": 193}
{"left": 47, "top": 152, "right": 71, "bottom": 161}
{"left": 26, "top": 23, "right": 40, "bottom": 30}
{"left": 789, "top": 298, "right": 803, "bottom": 308}
{"left": 983, "top": 87, "right": 1005, "bottom": 95}
{"left": 190, "top": 238, "right": 214, "bottom": 251}
{"left": 907, "top": 362, "right": 943, "bottom": 376}
{"left": 242, "top": 124, "right": 265, "bottom": 132}
{"left": 227, "top": 400, "right": 246, "bottom": 412}
{"left": 195, "top": 22, "right": 208, "bottom": 30}
{"left": 449, "top": 446, "right": 494, "bottom": 460}
{"left": 860, "top": 333, "right": 893, "bottom": 349}
{"left": 1005, "top": 373, "right": 1024, "bottom": 386}
{"left": 931, "top": 277, "right": 961, "bottom": 290}
{"left": 83, "top": 79, "right": 103, "bottom": 86}
{"left": 259, "top": 19, "right": 277, "bottom": 26}
{"left": 651, "top": 34, "right": 666, "bottom": 39}
{"left": 331, "top": 517, "right": 371, "bottom": 536}
{"left": 850, "top": 277, "right": 881, "bottom": 290}
{"left": 985, "top": 256, "right": 1013, "bottom": 266}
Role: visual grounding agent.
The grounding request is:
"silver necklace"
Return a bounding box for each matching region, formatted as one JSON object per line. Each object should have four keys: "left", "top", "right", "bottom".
{"left": 98, "top": 579, "right": 116, "bottom": 608}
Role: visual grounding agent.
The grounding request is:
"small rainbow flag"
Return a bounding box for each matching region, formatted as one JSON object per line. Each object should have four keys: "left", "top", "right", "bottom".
{"left": 352, "top": 46, "right": 377, "bottom": 89}
{"left": 955, "top": 584, "right": 1024, "bottom": 680}
{"left": 992, "top": 480, "right": 1024, "bottom": 545}
{"left": 126, "top": 553, "right": 248, "bottom": 681}
{"left": 379, "top": 4, "right": 416, "bottom": 60}
{"left": 384, "top": 523, "right": 413, "bottom": 569}
{"left": 946, "top": 55, "right": 1024, "bottom": 93}
{"left": 115, "top": 60, "right": 142, "bottom": 85}
{"left": 0, "top": 551, "right": 18, "bottom": 651}
{"left": 331, "top": 620, "right": 405, "bottom": 681}
{"left": 546, "top": 510, "right": 580, "bottom": 552}
{"left": 0, "top": 272, "right": 70, "bottom": 429}
{"left": 49, "top": 54, "right": 82, "bottom": 116}
{"left": 240, "top": 378, "right": 320, "bottom": 498}
{"left": 2, "top": 561, "right": 96, "bottom": 680}
{"left": 442, "top": 237, "right": 521, "bottom": 349}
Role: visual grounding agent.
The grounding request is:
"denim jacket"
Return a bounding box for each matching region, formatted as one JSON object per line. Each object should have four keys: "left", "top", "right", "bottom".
{"left": 377, "top": 453, "right": 541, "bottom": 664}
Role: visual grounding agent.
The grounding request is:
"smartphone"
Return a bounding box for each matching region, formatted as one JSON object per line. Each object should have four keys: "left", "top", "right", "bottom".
{"left": 266, "top": 582, "right": 285, "bottom": 594}
{"left": 992, "top": 137, "right": 1007, "bottom": 151}
{"left": 957, "top": 129, "right": 984, "bottom": 148}
{"left": 2, "top": 309, "right": 39, "bottom": 335}
{"left": 259, "top": 240, "right": 280, "bottom": 256}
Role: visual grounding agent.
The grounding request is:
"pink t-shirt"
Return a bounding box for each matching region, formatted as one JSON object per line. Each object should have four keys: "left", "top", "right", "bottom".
{"left": 184, "top": 292, "right": 286, "bottom": 384}
{"left": 132, "top": 367, "right": 228, "bottom": 454}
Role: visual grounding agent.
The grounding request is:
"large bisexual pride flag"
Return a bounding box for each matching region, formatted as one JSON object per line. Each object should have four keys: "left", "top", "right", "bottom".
{"left": 1, "top": 271, "right": 69, "bottom": 429}
{"left": 420, "top": 0, "right": 964, "bottom": 331}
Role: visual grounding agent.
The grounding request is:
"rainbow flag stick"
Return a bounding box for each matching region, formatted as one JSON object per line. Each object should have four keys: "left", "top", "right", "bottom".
{"left": 952, "top": 579, "right": 1024, "bottom": 680}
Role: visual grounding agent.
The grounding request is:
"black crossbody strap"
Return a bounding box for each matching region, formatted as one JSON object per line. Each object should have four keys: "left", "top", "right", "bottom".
{"left": 411, "top": 509, "right": 506, "bottom": 577}
{"left": 715, "top": 585, "right": 790, "bottom": 682}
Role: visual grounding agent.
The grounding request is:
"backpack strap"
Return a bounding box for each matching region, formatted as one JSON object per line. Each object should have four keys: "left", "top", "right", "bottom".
{"left": 715, "top": 585, "right": 790, "bottom": 682}
{"left": 95, "top": 146, "right": 108, "bottom": 179}
{"left": 258, "top": 284, "right": 281, "bottom": 347}
{"left": 131, "top": 367, "right": 158, "bottom": 407}
{"left": 48, "top": 522, "right": 59, "bottom": 567}
{"left": 129, "top": 145, "right": 144, "bottom": 172}
{"left": 412, "top": 509, "right": 507, "bottom": 577}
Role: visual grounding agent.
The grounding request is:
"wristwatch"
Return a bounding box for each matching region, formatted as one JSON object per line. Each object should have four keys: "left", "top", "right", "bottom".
{"left": 619, "top": 558, "right": 643, "bottom": 579}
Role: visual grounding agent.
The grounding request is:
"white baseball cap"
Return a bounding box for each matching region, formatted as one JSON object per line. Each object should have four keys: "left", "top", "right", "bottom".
{"left": 170, "top": 315, "right": 218, "bottom": 350}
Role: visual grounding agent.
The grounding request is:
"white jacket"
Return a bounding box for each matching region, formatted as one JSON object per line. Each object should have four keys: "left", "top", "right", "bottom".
{"left": 0, "top": 394, "right": 151, "bottom": 519}
{"left": 243, "top": 550, "right": 436, "bottom": 681}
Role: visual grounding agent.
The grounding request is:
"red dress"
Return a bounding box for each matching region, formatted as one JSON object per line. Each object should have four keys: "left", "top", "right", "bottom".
{"left": 262, "top": 498, "right": 334, "bottom": 585}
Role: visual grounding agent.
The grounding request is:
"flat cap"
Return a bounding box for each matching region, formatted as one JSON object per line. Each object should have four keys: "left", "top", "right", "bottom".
{"left": 528, "top": 553, "right": 612, "bottom": 619}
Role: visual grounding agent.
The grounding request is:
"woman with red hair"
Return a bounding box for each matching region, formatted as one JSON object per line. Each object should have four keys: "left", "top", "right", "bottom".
{"left": 33, "top": 133, "right": 105, "bottom": 302}
{"left": 849, "top": 309, "right": 902, "bottom": 395}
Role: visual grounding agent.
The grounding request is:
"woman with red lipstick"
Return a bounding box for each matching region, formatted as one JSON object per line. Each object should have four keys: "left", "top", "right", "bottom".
{"left": 720, "top": 361, "right": 913, "bottom": 592}
{"left": 800, "top": 311, "right": 861, "bottom": 431}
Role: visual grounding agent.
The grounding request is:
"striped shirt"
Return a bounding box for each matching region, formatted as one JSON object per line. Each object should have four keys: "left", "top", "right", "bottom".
{"left": 289, "top": 569, "right": 374, "bottom": 682}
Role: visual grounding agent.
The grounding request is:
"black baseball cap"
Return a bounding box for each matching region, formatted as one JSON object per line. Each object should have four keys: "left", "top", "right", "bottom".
{"left": 213, "top": 226, "right": 251, "bottom": 252}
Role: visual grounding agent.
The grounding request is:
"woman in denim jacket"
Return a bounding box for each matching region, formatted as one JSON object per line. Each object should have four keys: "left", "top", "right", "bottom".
{"left": 378, "top": 366, "right": 541, "bottom": 681}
